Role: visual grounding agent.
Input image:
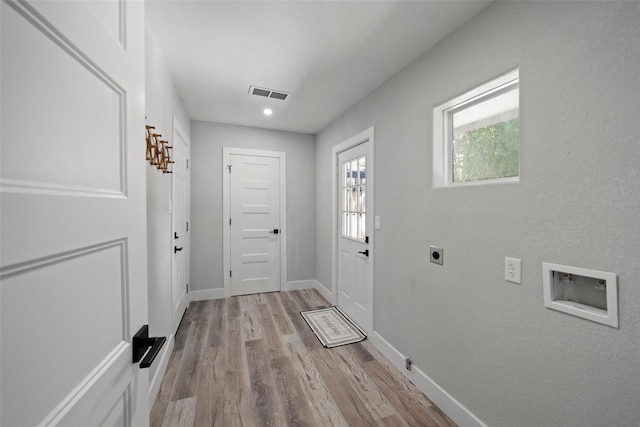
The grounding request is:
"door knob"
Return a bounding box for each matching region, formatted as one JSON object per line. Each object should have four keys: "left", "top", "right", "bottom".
{"left": 358, "top": 249, "right": 369, "bottom": 257}
{"left": 268, "top": 229, "right": 279, "bottom": 234}
{"left": 133, "top": 325, "right": 166, "bottom": 369}
{"left": 174, "top": 246, "right": 183, "bottom": 253}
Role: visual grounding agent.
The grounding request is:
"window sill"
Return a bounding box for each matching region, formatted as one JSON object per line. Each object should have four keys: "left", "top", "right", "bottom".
{"left": 432, "top": 176, "right": 519, "bottom": 189}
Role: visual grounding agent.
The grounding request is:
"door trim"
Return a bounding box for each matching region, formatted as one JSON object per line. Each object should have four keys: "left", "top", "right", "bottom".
{"left": 331, "top": 127, "right": 375, "bottom": 333}
{"left": 222, "top": 147, "right": 287, "bottom": 298}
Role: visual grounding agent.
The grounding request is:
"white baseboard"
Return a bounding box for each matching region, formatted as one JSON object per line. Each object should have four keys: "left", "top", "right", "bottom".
{"left": 284, "top": 279, "right": 317, "bottom": 291}
{"left": 148, "top": 334, "right": 174, "bottom": 406}
{"left": 312, "top": 280, "right": 335, "bottom": 304}
{"left": 188, "top": 288, "right": 225, "bottom": 302}
{"left": 285, "top": 280, "right": 336, "bottom": 305}
{"left": 369, "top": 332, "right": 406, "bottom": 369}
{"left": 370, "top": 332, "right": 487, "bottom": 427}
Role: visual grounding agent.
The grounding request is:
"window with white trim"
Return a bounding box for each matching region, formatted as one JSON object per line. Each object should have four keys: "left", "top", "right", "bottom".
{"left": 433, "top": 69, "right": 520, "bottom": 187}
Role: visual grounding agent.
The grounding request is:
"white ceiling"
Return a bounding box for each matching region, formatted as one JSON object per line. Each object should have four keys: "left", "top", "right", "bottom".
{"left": 146, "top": 1, "right": 492, "bottom": 134}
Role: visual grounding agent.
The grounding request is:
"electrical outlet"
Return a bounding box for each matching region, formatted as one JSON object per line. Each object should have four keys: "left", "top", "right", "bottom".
{"left": 505, "top": 257, "right": 521, "bottom": 284}
{"left": 430, "top": 246, "right": 443, "bottom": 265}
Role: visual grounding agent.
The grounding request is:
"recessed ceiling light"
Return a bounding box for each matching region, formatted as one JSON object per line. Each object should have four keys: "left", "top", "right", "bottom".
{"left": 263, "top": 108, "right": 273, "bottom": 116}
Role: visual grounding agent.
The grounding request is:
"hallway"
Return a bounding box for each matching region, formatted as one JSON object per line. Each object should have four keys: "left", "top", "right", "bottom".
{"left": 150, "top": 289, "right": 456, "bottom": 426}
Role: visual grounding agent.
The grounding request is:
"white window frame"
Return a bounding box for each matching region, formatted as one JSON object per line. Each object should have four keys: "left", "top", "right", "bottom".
{"left": 433, "top": 69, "right": 520, "bottom": 188}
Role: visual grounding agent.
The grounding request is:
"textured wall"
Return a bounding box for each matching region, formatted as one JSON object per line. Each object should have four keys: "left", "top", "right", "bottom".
{"left": 316, "top": 2, "right": 640, "bottom": 426}
{"left": 190, "top": 121, "right": 316, "bottom": 292}
{"left": 145, "top": 20, "right": 191, "bottom": 382}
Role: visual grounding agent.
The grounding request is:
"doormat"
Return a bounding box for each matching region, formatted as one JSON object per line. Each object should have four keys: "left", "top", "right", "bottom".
{"left": 300, "top": 307, "right": 366, "bottom": 348}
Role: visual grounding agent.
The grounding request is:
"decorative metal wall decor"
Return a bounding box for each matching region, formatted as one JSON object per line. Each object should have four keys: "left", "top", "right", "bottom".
{"left": 145, "top": 125, "right": 174, "bottom": 173}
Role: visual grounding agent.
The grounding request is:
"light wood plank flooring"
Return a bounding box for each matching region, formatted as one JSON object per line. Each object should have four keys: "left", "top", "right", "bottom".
{"left": 150, "top": 289, "right": 457, "bottom": 427}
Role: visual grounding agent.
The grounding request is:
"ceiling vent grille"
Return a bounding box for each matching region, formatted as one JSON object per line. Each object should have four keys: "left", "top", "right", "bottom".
{"left": 249, "top": 86, "right": 290, "bottom": 101}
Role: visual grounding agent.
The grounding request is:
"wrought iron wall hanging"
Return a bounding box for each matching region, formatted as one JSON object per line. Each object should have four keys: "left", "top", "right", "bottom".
{"left": 145, "top": 125, "right": 174, "bottom": 173}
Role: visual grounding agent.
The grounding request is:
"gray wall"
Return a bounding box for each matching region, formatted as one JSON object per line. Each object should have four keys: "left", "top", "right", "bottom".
{"left": 190, "top": 121, "right": 316, "bottom": 292}
{"left": 145, "top": 20, "right": 191, "bottom": 383}
{"left": 316, "top": 2, "right": 640, "bottom": 426}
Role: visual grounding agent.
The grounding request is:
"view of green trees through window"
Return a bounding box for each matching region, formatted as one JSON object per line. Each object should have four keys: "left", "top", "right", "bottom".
{"left": 452, "top": 118, "right": 519, "bottom": 182}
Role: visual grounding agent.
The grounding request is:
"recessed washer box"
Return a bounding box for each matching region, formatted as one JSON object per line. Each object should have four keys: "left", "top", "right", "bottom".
{"left": 542, "top": 262, "right": 618, "bottom": 328}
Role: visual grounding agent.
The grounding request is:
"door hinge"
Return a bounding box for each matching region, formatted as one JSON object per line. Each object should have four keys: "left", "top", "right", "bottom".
{"left": 230, "top": 270, "right": 232, "bottom": 278}
{"left": 229, "top": 218, "right": 232, "bottom": 226}
{"left": 186, "top": 283, "right": 189, "bottom": 293}
{"left": 186, "top": 221, "right": 189, "bottom": 231}
{"left": 227, "top": 164, "right": 232, "bottom": 173}
{"left": 186, "top": 159, "right": 189, "bottom": 169}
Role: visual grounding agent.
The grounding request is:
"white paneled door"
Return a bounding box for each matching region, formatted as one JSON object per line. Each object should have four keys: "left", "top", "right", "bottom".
{"left": 171, "top": 118, "right": 190, "bottom": 333}
{"left": 225, "top": 150, "right": 286, "bottom": 297}
{"left": 337, "top": 137, "right": 373, "bottom": 333}
{"left": 1, "top": 1, "right": 149, "bottom": 426}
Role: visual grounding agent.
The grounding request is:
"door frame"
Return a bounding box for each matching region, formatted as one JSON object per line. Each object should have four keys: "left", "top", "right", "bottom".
{"left": 331, "top": 127, "right": 375, "bottom": 333}
{"left": 222, "top": 147, "right": 287, "bottom": 298}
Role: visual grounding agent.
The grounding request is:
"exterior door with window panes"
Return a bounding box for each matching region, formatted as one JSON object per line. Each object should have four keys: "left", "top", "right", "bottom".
{"left": 337, "top": 142, "right": 371, "bottom": 331}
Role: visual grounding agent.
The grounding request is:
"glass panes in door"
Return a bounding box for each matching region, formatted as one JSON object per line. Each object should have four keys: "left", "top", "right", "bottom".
{"left": 342, "top": 156, "right": 366, "bottom": 241}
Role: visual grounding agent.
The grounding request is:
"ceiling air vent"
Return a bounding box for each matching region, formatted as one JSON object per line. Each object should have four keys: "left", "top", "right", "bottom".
{"left": 249, "top": 86, "right": 290, "bottom": 101}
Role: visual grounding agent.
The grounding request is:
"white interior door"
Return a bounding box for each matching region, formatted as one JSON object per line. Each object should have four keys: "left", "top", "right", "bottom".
{"left": 337, "top": 141, "right": 373, "bottom": 332}
{"left": 1, "top": 1, "right": 149, "bottom": 425}
{"left": 226, "top": 151, "right": 285, "bottom": 296}
{"left": 171, "top": 118, "right": 189, "bottom": 332}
